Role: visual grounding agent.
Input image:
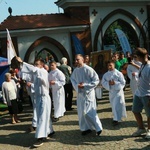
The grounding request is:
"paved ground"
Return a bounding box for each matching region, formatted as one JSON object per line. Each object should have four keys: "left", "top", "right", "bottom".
{"left": 0, "top": 88, "right": 150, "bottom": 150}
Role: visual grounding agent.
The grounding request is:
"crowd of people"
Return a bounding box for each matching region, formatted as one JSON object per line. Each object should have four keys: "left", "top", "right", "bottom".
{"left": 1, "top": 47, "right": 150, "bottom": 148}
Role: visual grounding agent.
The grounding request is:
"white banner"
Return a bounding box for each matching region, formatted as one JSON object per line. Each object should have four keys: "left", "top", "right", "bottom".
{"left": 6, "top": 28, "right": 17, "bottom": 64}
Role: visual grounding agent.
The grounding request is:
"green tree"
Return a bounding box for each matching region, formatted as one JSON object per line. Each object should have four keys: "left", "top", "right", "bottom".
{"left": 104, "top": 19, "right": 137, "bottom": 52}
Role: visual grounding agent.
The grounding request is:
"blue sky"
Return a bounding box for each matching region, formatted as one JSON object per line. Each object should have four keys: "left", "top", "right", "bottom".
{"left": 0, "top": 0, "right": 63, "bottom": 23}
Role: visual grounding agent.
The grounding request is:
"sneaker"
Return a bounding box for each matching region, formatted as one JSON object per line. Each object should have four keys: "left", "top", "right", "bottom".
{"left": 145, "top": 129, "right": 150, "bottom": 139}
{"left": 33, "top": 139, "right": 43, "bottom": 148}
{"left": 132, "top": 128, "right": 146, "bottom": 137}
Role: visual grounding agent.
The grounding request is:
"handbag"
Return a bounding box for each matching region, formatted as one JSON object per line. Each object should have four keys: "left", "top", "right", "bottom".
{"left": 17, "top": 99, "right": 23, "bottom": 113}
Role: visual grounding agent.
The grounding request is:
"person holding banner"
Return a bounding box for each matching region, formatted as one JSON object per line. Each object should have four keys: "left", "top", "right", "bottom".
{"left": 16, "top": 57, "right": 54, "bottom": 148}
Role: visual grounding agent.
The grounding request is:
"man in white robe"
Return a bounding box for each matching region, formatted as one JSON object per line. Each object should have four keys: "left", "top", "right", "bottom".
{"left": 70, "top": 54, "right": 103, "bottom": 136}
{"left": 48, "top": 61, "right": 66, "bottom": 122}
{"left": 127, "top": 56, "right": 141, "bottom": 95}
{"left": 16, "top": 57, "right": 54, "bottom": 148}
{"left": 101, "top": 60, "right": 127, "bottom": 126}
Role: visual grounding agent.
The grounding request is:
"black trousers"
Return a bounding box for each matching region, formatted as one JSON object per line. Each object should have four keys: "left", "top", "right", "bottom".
{"left": 64, "top": 83, "right": 73, "bottom": 110}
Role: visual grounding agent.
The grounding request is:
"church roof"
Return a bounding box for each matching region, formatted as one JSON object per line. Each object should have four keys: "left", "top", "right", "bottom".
{"left": 0, "top": 13, "right": 90, "bottom": 31}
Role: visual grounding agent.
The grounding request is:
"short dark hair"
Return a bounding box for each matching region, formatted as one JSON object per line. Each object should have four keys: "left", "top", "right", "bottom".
{"left": 107, "top": 60, "right": 115, "bottom": 64}
{"left": 84, "top": 55, "right": 90, "bottom": 58}
{"left": 76, "top": 54, "right": 84, "bottom": 58}
{"left": 120, "top": 52, "right": 124, "bottom": 55}
{"left": 34, "top": 58, "right": 45, "bottom": 66}
{"left": 135, "top": 47, "right": 148, "bottom": 58}
{"left": 50, "top": 60, "right": 57, "bottom": 65}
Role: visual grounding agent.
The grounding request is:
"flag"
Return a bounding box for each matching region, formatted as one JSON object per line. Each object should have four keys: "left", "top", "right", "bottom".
{"left": 0, "top": 56, "right": 8, "bottom": 66}
{"left": 72, "top": 35, "right": 84, "bottom": 55}
{"left": 115, "top": 29, "right": 132, "bottom": 54}
{"left": 0, "top": 65, "right": 9, "bottom": 88}
{"left": 6, "top": 28, "right": 17, "bottom": 64}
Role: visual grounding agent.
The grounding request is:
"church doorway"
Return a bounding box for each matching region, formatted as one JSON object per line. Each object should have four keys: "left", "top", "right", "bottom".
{"left": 103, "top": 19, "right": 139, "bottom": 52}
{"left": 24, "top": 36, "right": 70, "bottom": 65}
{"left": 93, "top": 9, "right": 146, "bottom": 52}
{"left": 35, "top": 48, "right": 58, "bottom": 64}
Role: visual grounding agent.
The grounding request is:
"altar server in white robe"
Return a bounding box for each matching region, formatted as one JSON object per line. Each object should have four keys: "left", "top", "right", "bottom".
{"left": 70, "top": 54, "right": 103, "bottom": 136}
{"left": 16, "top": 57, "right": 54, "bottom": 148}
{"left": 48, "top": 61, "right": 66, "bottom": 121}
{"left": 127, "top": 56, "right": 141, "bottom": 95}
{"left": 101, "top": 60, "right": 127, "bottom": 126}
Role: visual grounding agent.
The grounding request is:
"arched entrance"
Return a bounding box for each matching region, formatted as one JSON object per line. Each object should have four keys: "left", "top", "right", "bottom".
{"left": 24, "top": 36, "right": 70, "bottom": 65}
{"left": 94, "top": 9, "right": 146, "bottom": 51}
{"left": 103, "top": 19, "right": 139, "bottom": 52}
{"left": 35, "top": 48, "right": 58, "bottom": 62}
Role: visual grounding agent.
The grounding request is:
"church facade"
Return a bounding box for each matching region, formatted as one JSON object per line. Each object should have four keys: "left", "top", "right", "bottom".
{"left": 0, "top": 0, "right": 150, "bottom": 65}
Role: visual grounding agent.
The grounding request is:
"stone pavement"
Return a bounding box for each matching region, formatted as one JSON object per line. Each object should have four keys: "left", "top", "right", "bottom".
{"left": 0, "top": 88, "right": 150, "bottom": 150}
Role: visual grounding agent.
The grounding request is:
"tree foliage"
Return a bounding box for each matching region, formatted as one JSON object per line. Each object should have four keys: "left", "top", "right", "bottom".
{"left": 104, "top": 19, "right": 137, "bottom": 52}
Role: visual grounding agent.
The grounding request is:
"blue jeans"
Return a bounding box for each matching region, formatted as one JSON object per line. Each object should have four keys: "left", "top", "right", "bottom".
{"left": 132, "top": 95, "right": 150, "bottom": 117}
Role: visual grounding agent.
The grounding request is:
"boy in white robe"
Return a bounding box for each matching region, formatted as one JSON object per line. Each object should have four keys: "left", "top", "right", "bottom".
{"left": 101, "top": 60, "right": 127, "bottom": 126}
{"left": 48, "top": 61, "right": 66, "bottom": 121}
{"left": 16, "top": 57, "right": 54, "bottom": 148}
{"left": 70, "top": 54, "right": 103, "bottom": 136}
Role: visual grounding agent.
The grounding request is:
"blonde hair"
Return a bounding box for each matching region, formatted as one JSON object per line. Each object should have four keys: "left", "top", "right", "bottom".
{"left": 5, "top": 73, "right": 11, "bottom": 81}
{"left": 60, "top": 57, "right": 67, "bottom": 64}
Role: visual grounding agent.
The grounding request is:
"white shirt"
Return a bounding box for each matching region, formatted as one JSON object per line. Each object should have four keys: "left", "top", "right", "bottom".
{"left": 6, "top": 82, "right": 17, "bottom": 100}
{"left": 135, "top": 62, "right": 150, "bottom": 97}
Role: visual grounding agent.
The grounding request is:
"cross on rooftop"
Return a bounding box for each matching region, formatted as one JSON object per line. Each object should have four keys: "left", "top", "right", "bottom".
{"left": 92, "top": 9, "right": 98, "bottom": 16}
{"left": 140, "top": 8, "right": 144, "bottom": 14}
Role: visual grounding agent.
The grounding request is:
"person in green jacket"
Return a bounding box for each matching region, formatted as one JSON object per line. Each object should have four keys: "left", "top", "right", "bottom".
{"left": 112, "top": 53, "right": 121, "bottom": 71}
{"left": 119, "top": 52, "right": 128, "bottom": 67}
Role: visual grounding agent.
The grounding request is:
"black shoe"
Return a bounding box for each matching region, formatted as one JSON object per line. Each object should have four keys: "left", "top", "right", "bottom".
{"left": 112, "top": 121, "right": 119, "bottom": 126}
{"left": 33, "top": 139, "right": 43, "bottom": 148}
{"left": 81, "top": 129, "right": 92, "bottom": 135}
{"left": 28, "top": 126, "right": 36, "bottom": 133}
{"left": 97, "top": 130, "right": 102, "bottom": 136}
{"left": 52, "top": 118, "right": 59, "bottom": 122}
{"left": 66, "top": 108, "right": 74, "bottom": 111}
{"left": 48, "top": 131, "right": 55, "bottom": 137}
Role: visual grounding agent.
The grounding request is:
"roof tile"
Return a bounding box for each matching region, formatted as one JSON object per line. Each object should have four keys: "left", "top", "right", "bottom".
{"left": 0, "top": 13, "right": 89, "bottom": 31}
